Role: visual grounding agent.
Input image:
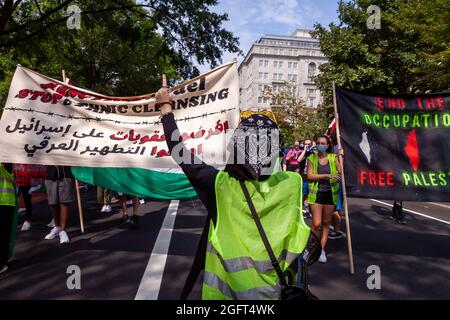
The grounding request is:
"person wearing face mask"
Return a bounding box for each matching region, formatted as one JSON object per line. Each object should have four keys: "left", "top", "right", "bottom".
{"left": 156, "top": 75, "right": 318, "bottom": 300}
{"left": 298, "top": 139, "right": 313, "bottom": 218}
{"left": 307, "top": 135, "right": 342, "bottom": 263}
{"left": 285, "top": 141, "right": 303, "bottom": 173}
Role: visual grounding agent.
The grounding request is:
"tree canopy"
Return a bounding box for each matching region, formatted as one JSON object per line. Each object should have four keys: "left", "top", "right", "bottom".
{"left": 311, "top": 0, "right": 450, "bottom": 104}
{"left": 0, "top": 0, "right": 241, "bottom": 112}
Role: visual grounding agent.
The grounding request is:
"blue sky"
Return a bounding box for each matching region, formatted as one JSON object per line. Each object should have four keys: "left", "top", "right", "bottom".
{"left": 199, "top": 0, "right": 341, "bottom": 71}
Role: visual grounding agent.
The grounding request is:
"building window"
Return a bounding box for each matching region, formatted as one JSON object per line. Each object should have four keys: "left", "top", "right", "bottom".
{"left": 264, "top": 72, "right": 268, "bottom": 80}
{"left": 308, "top": 97, "right": 316, "bottom": 107}
{"left": 258, "top": 97, "right": 269, "bottom": 104}
{"left": 288, "top": 74, "right": 297, "bottom": 82}
{"left": 307, "top": 89, "right": 315, "bottom": 95}
{"left": 273, "top": 73, "right": 283, "bottom": 80}
{"left": 293, "top": 62, "right": 298, "bottom": 69}
{"left": 259, "top": 72, "right": 264, "bottom": 80}
{"left": 308, "top": 63, "right": 317, "bottom": 82}
{"left": 288, "top": 62, "right": 292, "bottom": 68}
{"left": 259, "top": 60, "right": 268, "bottom": 67}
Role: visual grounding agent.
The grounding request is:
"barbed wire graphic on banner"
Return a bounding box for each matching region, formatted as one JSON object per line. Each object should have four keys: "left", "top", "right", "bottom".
{"left": 4, "top": 106, "right": 236, "bottom": 126}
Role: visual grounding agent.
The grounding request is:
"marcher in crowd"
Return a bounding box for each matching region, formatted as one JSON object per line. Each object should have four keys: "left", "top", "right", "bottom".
{"left": 298, "top": 139, "right": 314, "bottom": 218}
{"left": 44, "top": 166, "right": 73, "bottom": 244}
{"left": 97, "top": 187, "right": 112, "bottom": 213}
{"left": 329, "top": 140, "right": 345, "bottom": 239}
{"left": 118, "top": 192, "right": 140, "bottom": 226}
{"left": 307, "top": 135, "right": 342, "bottom": 263}
{"left": 13, "top": 164, "right": 33, "bottom": 231}
{"left": 285, "top": 141, "right": 303, "bottom": 173}
{"left": 156, "top": 75, "right": 317, "bottom": 300}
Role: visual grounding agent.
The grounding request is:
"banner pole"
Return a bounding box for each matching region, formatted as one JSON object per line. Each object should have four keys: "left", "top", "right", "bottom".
{"left": 62, "top": 70, "right": 85, "bottom": 234}
{"left": 332, "top": 81, "right": 355, "bottom": 274}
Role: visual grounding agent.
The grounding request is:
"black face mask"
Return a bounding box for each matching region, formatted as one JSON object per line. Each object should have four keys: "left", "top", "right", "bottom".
{"left": 225, "top": 114, "right": 280, "bottom": 181}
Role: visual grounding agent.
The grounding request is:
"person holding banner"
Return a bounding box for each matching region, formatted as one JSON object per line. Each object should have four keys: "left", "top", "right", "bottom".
{"left": 156, "top": 75, "right": 319, "bottom": 300}
{"left": 13, "top": 164, "right": 34, "bottom": 231}
{"left": 0, "top": 163, "right": 16, "bottom": 274}
{"left": 44, "top": 166, "right": 74, "bottom": 244}
{"left": 306, "top": 135, "right": 342, "bottom": 263}
{"left": 118, "top": 193, "right": 140, "bottom": 226}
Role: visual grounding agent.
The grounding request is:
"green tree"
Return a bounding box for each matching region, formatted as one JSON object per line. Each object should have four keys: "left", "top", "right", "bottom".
{"left": 0, "top": 0, "right": 241, "bottom": 112}
{"left": 262, "top": 83, "right": 333, "bottom": 146}
{"left": 311, "top": 0, "right": 450, "bottom": 104}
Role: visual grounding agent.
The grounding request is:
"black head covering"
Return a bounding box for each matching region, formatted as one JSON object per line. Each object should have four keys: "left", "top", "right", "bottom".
{"left": 224, "top": 113, "right": 280, "bottom": 181}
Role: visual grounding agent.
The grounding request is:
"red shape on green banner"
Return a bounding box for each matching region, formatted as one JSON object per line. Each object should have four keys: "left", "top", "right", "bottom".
{"left": 404, "top": 129, "right": 420, "bottom": 171}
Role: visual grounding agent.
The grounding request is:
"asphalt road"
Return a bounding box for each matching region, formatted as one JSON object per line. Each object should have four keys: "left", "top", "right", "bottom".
{"left": 0, "top": 187, "right": 448, "bottom": 300}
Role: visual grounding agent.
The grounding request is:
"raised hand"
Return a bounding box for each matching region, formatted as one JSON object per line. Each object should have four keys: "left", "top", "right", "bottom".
{"left": 156, "top": 74, "right": 172, "bottom": 116}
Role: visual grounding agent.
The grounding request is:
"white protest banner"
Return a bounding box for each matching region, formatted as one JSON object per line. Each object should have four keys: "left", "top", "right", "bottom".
{"left": 0, "top": 61, "right": 239, "bottom": 168}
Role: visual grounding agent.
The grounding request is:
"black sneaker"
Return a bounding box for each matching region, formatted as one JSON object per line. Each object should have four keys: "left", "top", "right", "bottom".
{"left": 328, "top": 229, "right": 345, "bottom": 240}
{"left": 120, "top": 215, "right": 129, "bottom": 223}
{"left": 130, "top": 215, "right": 139, "bottom": 226}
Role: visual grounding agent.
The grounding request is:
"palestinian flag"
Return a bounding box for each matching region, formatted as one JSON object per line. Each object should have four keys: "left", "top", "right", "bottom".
{"left": 326, "top": 118, "right": 336, "bottom": 137}
{"left": 71, "top": 167, "right": 197, "bottom": 200}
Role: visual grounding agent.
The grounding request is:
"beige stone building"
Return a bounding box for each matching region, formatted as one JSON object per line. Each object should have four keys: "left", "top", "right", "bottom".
{"left": 238, "top": 29, "right": 327, "bottom": 109}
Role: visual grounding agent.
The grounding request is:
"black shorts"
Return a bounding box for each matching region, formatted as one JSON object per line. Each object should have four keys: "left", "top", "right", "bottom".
{"left": 287, "top": 164, "right": 300, "bottom": 172}
{"left": 315, "top": 191, "right": 335, "bottom": 206}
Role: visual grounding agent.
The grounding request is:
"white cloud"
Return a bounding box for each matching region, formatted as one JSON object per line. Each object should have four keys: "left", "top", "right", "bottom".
{"left": 252, "top": 0, "right": 304, "bottom": 27}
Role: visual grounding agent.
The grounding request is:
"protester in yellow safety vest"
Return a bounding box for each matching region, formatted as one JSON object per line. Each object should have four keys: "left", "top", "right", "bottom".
{"left": 0, "top": 163, "right": 17, "bottom": 274}
{"left": 155, "top": 75, "right": 319, "bottom": 300}
{"left": 307, "top": 135, "right": 342, "bottom": 264}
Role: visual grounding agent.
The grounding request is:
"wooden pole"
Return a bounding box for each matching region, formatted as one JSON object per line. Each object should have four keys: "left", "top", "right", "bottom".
{"left": 332, "top": 81, "right": 355, "bottom": 274}
{"left": 62, "top": 70, "right": 85, "bottom": 233}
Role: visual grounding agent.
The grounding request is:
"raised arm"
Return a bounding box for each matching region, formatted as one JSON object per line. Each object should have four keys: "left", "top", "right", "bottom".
{"left": 156, "top": 75, "right": 218, "bottom": 216}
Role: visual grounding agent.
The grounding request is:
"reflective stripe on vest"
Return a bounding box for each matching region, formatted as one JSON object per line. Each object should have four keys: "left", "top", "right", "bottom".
{"left": 0, "top": 164, "right": 16, "bottom": 206}
{"left": 307, "top": 153, "right": 339, "bottom": 205}
{"left": 203, "top": 171, "right": 311, "bottom": 300}
{"left": 203, "top": 271, "right": 281, "bottom": 300}
{"left": 207, "top": 242, "right": 298, "bottom": 274}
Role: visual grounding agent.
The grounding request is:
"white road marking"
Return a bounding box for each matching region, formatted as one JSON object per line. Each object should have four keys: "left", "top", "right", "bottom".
{"left": 370, "top": 199, "right": 450, "bottom": 225}
{"left": 428, "top": 202, "right": 450, "bottom": 210}
{"left": 135, "top": 200, "right": 179, "bottom": 300}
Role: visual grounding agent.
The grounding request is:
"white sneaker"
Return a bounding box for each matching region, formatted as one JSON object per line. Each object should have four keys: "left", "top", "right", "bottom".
{"left": 21, "top": 221, "right": 31, "bottom": 232}
{"left": 100, "top": 205, "right": 107, "bottom": 212}
{"left": 59, "top": 230, "right": 70, "bottom": 244}
{"left": 103, "top": 205, "right": 112, "bottom": 213}
{"left": 47, "top": 219, "right": 55, "bottom": 228}
{"left": 28, "top": 184, "right": 41, "bottom": 194}
{"left": 45, "top": 227, "right": 61, "bottom": 240}
{"left": 18, "top": 208, "right": 26, "bottom": 214}
{"left": 319, "top": 250, "right": 327, "bottom": 263}
{"left": 140, "top": 199, "right": 145, "bottom": 205}
{"left": 0, "top": 265, "right": 8, "bottom": 274}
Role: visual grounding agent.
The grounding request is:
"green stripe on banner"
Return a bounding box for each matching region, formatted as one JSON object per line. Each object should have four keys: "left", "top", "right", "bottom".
{"left": 71, "top": 167, "right": 197, "bottom": 200}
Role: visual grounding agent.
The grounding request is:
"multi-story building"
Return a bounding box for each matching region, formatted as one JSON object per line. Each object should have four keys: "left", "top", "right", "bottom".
{"left": 238, "top": 29, "right": 327, "bottom": 109}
